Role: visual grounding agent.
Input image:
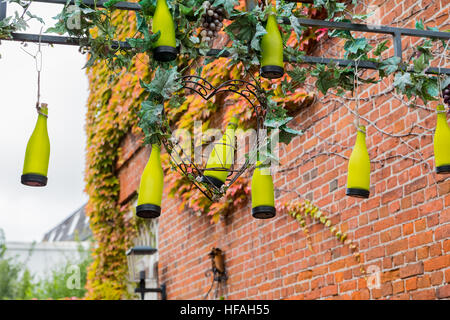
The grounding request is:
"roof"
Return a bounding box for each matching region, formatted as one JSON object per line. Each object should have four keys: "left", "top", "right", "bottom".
{"left": 42, "top": 204, "right": 92, "bottom": 242}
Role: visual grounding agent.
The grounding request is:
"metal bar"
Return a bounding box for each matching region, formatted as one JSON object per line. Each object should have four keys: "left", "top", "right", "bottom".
{"left": 4, "top": 0, "right": 450, "bottom": 41}
{"left": 6, "top": 33, "right": 450, "bottom": 74}
{"left": 393, "top": 31, "right": 403, "bottom": 59}
{"left": 136, "top": 288, "right": 163, "bottom": 293}
{"left": 205, "top": 50, "right": 450, "bottom": 75}
{"left": 0, "top": 0, "right": 7, "bottom": 21}
{"left": 290, "top": 18, "right": 450, "bottom": 40}
{"left": 10, "top": 32, "right": 130, "bottom": 49}
{"left": 5, "top": 33, "right": 450, "bottom": 75}
{"left": 14, "top": 0, "right": 450, "bottom": 41}
{"left": 30, "top": 0, "right": 141, "bottom": 10}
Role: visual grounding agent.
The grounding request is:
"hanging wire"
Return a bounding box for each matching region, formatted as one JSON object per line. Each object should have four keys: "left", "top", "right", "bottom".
{"left": 353, "top": 59, "right": 362, "bottom": 131}
{"left": 437, "top": 40, "right": 450, "bottom": 114}
{"left": 35, "top": 27, "right": 47, "bottom": 117}
{"left": 21, "top": 26, "right": 47, "bottom": 118}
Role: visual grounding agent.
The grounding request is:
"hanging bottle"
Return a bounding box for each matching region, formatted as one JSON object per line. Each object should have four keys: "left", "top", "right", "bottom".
{"left": 152, "top": 0, "right": 177, "bottom": 62}
{"left": 346, "top": 125, "right": 370, "bottom": 198}
{"left": 136, "top": 144, "right": 164, "bottom": 219}
{"left": 434, "top": 104, "right": 450, "bottom": 174}
{"left": 202, "top": 117, "right": 238, "bottom": 189}
{"left": 260, "top": 6, "right": 284, "bottom": 79}
{"left": 21, "top": 104, "right": 50, "bottom": 187}
{"left": 251, "top": 160, "right": 276, "bottom": 219}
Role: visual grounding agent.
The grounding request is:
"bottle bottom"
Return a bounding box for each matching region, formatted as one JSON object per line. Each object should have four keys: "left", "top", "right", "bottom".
{"left": 136, "top": 204, "right": 161, "bottom": 219}
{"left": 346, "top": 188, "right": 370, "bottom": 199}
{"left": 201, "top": 175, "right": 225, "bottom": 189}
{"left": 21, "top": 173, "right": 47, "bottom": 187}
{"left": 153, "top": 46, "right": 178, "bottom": 62}
{"left": 261, "top": 65, "right": 284, "bottom": 79}
{"left": 252, "top": 206, "right": 276, "bottom": 219}
{"left": 436, "top": 165, "right": 450, "bottom": 174}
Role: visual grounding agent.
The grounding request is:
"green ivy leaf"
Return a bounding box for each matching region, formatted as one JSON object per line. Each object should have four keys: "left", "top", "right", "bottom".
{"left": 374, "top": 39, "right": 389, "bottom": 56}
{"left": 279, "top": 127, "right": 303, "bottom": 144}
{"left": 141, "top": 67, "right": 182, "bottom": 101}
{"left": 441, "top": 76, "right": 450, "bottom": 89}
{"left": 394, "top": 72, "right": 413, "bottom": 92}
{"left": 415, "top": 19, "right": 425, "bottom": 30}
{"left": 290, "top": 15, "right": 305, "bottom": 41}
{"left": 413, "top": 54, "right": 427, "bottom": 73}
{"left": 139, "top": 0, "right": 157, "bottom": 16}
{"left": 250, "top": 22, "right": 267, "bottom": 51}
{"left": 212, "top": 0, "right": 239, "bottom": 15}
{"left": 264, "top": 116, "right": 293, "bottom": 129}
{"left": 379, "top": 56, "right": 401, "bottom": 75}
{"left": 344, "top": 37, "right": 372, "bottom": 59}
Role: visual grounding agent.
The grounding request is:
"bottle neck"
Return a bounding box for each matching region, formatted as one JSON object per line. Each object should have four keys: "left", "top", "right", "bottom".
{"left": 355, "top": 130, "right": 366, "bottom": 146}
{"left": 36, "top": 113, "right": 48, "bottom": 128}
{"left": 157, "top": 0, "right": 169, "bottom": 9}
{"left": 437, "top": 113, "right": 448, "bottom": 123}
{"left": 266, "top": 14, "right": 277, "bottom": 30}
{"left": 151, "top": 144, "right": 161, "bottom": 154}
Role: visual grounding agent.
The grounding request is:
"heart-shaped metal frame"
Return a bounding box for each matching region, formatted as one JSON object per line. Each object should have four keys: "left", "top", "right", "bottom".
{"left": 160, "top": 75, "right": 268, "bottom": 202}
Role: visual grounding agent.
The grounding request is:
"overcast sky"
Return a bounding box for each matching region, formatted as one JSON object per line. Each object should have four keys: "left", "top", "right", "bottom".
{"left": 0, "top": 3, "right": 88, "bottom": 242}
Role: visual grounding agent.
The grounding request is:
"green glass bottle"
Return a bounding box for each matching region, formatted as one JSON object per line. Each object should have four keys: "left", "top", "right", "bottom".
{"left": 152, "top": 0, "right": 177, "bottom": 62}
{"left": 21, "top": 104, "right": 50, "bottom": 187}
{"left": 346, "top": 125, "right": 370, "bottom": 198}
{"left": 202, "top": 117, "right": 238, "bottom": 189}
{"left": 251, "top": 160, "right": 276, "bottom": 219}
{"left": 434, "top": 104, "right": 450, "bottom": 174}
{"left": 136, "top": 144, "right": 164, "bottom": 218}
{"left": 260, "top": 7, "right": 284, "bottom": 79}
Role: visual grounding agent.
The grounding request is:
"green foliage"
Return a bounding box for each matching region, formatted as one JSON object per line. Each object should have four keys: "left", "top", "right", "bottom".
{"left": 0, "top": 1, "right": 43, "bottom": 41}
{"left": 139, "top": 67, "right": 182, "bottom": 144}
{"left": 31, "top": 244, "right": 92, "bottom": 300}
{"left": 0, "top": 230, "right": 23, "bottom": 300}
{"left": 0, "top": 230, "right": 92, "bottom": 300}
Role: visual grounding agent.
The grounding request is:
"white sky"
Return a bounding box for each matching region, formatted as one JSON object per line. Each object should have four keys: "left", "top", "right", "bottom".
{"left": 0, "top": 3, "right": 89, "bottom": 242}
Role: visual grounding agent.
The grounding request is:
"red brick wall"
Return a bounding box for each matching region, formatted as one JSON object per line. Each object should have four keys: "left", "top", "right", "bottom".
{"left": 115, "top": 0, "right": 450, "bottom": 299}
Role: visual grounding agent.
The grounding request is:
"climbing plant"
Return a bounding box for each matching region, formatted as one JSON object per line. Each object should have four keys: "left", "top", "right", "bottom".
{"left": 282, "top": 200, "right": 367, "bottom": 277}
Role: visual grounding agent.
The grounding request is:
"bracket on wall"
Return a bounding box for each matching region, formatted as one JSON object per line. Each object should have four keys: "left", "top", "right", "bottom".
{"left": 135, "top": 270, "right": 167, "bottom": 300}
{"left": 204, "top": 248, "right": 227, "bottom": 299}
{"left": 1, "top": 0, "right": 449, "bottom": 74}
{"left": 207, "top": 247, "right": 228, "bottom": 282}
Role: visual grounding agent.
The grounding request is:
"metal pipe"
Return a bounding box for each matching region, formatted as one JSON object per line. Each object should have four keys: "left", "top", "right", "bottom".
{"left": 25, "top": 0, "right": 141, "bottom": 11}
{"left": 0, "top": 0, "right": 6, "bottom": 21}
{"left": 6, "top": 33, "right": 450, "bottom": 75}
{"left": 2, "top": 2, "right": 449, "bottom": 76}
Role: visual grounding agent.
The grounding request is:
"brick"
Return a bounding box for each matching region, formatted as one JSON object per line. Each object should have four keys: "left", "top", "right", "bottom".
{"left": 321, "top": 285, "right": 338, "bottom": 297}
{"left": 430, "top": 271, "right": 443, "bottom": 286}
{"left": 382, "top": 187, "right": 403, "bottom": 204}
{"left": 393, "top": 281, "right": 404, "bottom": 294}
{"left": 444, "top": 240, "right": 450, "bottom": 253}
{"left": 404, "top": 177, "right": 427, "bottom": 195}
{"left": 387, "top": 239, "right": 408, "bottom": 255}
{"left": 400, "top": 262, "right": 424, "bottom": 279}
{"left": 409, "top": 231, "right": 433, "bottom": 248}
{"left": 417, "top": 275, "right": 431, "bottom": 289}
{"left": 437, "top": 284, "right": 450, "bottom": 299}
{"left": 297, "top": 270, "right": 313, "bottom": 281}
{"left": 405, "top": 277, "right": 417, "bottom": 291}
{"left": 424, "top": 255, "right": 450, "bottom": 272}
{"left": 416, "top": 246, "right": 429, "bottom": 260}
{"left": 435, "top": 224, "right": 450, "bottom": 241}
{"left": 411, "top": 289, "right": 436, "bottom": 300}
{"left": 340, "top": 280, "right": 357, "bottom": 292}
